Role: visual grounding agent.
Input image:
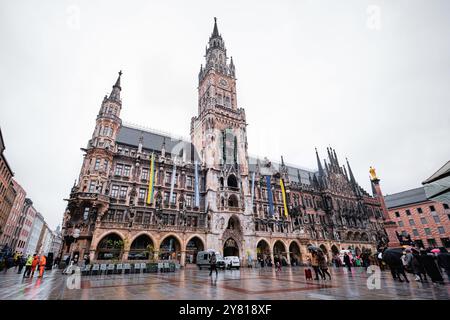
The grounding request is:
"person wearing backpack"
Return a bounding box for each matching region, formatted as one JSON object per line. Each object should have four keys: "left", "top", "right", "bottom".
{"left": 209, "top": 252, "right": 218, "bottom": 277}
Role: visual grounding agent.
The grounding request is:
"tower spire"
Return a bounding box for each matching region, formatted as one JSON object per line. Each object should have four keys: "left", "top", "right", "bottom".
{"left": 109, "top": 70, "right": 122, "bottom": 102}
{"left": 315, "top": 148, "right": 324, "bottom": 176}
{"left": 212, "top": 17, "right": 219, "bottom": 37}
{"left": 346, "top": 157, "right": 356, "bottom": 184}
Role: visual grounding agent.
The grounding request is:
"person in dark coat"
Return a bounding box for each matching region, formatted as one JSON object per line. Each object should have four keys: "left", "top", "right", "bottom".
{"left": 420, "top": 249, "right": 443, "bottom": 284}
{"left": 436, "top": 247, "right": 450, "bottom": 282}
{"left": 343, "top": 253, "right": 352, "bottom": 272}
{"left": 411, "top": 248, "right": 427, "bottom": 282}
{"left": 17, "top": 255, "right": 26, "bottom": 274}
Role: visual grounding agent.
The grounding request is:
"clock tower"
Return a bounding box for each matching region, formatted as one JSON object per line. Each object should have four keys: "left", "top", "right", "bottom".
{"left": 191, "top": 18, "right": 253, "bottom": 256}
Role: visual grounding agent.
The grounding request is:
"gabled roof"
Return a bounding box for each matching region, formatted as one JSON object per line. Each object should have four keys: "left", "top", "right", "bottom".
{"left": 384, "top": 187, "right": 429, "bottom": 209}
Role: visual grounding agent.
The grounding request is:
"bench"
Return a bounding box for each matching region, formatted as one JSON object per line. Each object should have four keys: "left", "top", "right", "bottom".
{"left": 107, "top": 264, "right": 115, "bottom": 275}
{"left": 91, "top": 264, "right": 100, "bottom": 275}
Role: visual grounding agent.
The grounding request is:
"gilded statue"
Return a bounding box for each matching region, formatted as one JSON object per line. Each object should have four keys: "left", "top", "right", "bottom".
{"left": 369, "top": 166, "right": 378, "bottom": 180}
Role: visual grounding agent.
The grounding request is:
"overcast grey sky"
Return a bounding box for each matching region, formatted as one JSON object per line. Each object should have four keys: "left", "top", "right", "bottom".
{"left": 1, "top": 0, "right": 449, "bottom": 230}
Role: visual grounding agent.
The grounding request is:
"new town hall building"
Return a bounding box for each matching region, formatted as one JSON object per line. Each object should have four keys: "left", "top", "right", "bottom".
{"left": 61, "top": 19, "right": 391, "bottom": 266}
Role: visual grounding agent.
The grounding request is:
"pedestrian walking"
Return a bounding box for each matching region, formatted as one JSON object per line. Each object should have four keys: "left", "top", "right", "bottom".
{"left": 209, "top": 252, "right": 218, "bottom": 277}
{"left": 38, "top": 255, "right": 47, "bottom": 278}
{"left": 23, "top": 255, "right": 33, "bottom": 278}
{"left": 318, "top": 252, "right": 331, "bottom": 280}
{"left": 343, "top": 252, "right": 352, "bottom": 272}
{"left": 309, "top": 251, "right": 324, "bottom": 280}
{"left": 275, "top": 260, "right": 281, "bottom": 272}
{"left": 30, "top": 254, "right": 39, "bottom": 277}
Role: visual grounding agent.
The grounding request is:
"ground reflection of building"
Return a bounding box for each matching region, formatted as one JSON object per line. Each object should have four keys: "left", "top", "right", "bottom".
{"left": 61, "top": 18, "right": 390, "bottom": 266}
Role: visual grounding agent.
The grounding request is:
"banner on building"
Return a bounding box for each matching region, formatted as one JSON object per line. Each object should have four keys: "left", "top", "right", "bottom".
{"left": 280, "top": 178, "right": 289, "bottom": 217}
{"left": 194, "top": 160, "right": 200, "bottom": 208}
{"left": 265, "top": 175, "right": 274, "bottom": 216}
{"left": 146, "top": 153, "right": 155, "bottom": 204}
{"left": 250, "top": 171, "right": 256, "bottom": 209}
{"left": 169, "top": 159, "right": 177, "bottom": 204}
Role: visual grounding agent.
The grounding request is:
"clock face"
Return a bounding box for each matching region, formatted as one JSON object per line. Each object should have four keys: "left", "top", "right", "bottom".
{"left": 219, "top": 78, "right": 228, "bottom": 87}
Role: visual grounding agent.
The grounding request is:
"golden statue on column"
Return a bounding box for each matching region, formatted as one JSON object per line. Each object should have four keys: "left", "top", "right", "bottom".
{"left": 369, "top": 166, "right": 378, "bottom": 181}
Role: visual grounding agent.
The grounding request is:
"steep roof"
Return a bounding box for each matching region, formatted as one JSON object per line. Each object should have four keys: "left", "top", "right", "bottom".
{"left": 116, "top": 124, "right": 201, "bottom": 162}
{"left": 117, "top": 124, "right": 315, "bottom": 184}
{"left": 384, "top": 187, "right": 429, "bottom": 209}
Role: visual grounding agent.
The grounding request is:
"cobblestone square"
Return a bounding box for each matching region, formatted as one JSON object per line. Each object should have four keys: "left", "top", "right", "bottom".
{"left": 0, "top": 266, "right": 448, "bottom": 300}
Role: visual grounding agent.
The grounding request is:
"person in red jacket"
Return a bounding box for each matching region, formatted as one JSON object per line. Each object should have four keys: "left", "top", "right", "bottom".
{"left": 30, "top": 254, "right": 39, "bottom": 277}
{"left": 38, "top": 255, "right": 47, "bottom": 278}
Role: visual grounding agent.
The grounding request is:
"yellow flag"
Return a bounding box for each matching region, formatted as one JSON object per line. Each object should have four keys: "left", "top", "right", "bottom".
{"left": 280, "top": 178, "right": 289, "bottom": 217}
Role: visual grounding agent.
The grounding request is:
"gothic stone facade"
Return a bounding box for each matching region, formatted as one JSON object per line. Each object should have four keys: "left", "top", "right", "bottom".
{"left": 61, "top": 19, "right": 389, "bottom": 266}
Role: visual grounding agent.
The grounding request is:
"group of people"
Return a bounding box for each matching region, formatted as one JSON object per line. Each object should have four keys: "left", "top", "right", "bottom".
{"left": 308, "top": 248, "right": 332, "bottom": 280}
{"left": 390, "top": 247, "right": 450, "bottom": 284}
{"left": 2, "top": 251, "right": 49, "bottom": 278}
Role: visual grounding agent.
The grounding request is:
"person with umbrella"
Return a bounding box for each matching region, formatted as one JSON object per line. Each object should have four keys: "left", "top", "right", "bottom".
{"left": 436, "top": 247, "right": 450, "bottom": 281}
{"left": 382, "top": 247, "right": 409, "bottom": 282}
{"left": 307, "top": 246, "right": 324, "bottom": 280}
{"left": 411, "top": 248, "right": 427, "bottom": 282}
{"left": 420, "top": 248, "right": 444, "bottom": 284}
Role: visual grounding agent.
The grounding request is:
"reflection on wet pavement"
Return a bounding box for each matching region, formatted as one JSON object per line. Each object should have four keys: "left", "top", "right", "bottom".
{"left": 0, "top": 266, "right": 449, "bottom": 300}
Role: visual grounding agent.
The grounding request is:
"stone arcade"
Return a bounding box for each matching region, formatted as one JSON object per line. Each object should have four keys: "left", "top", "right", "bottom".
{"left": 61, "top": 18, "right": 391, "bottom": 266}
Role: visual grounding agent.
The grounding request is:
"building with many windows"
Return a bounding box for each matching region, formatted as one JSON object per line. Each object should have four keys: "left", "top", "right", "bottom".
{"left": 61, "top": 18, "right": 393, "bottom": 266}
{"left": 0, "top": 179, "right": 26, "bottom": 250}
{"left": 385, "top": 187, "right": 450, "bottom": 248}
{"left": 0, "top": 127, "right": 15, "bottom": 240}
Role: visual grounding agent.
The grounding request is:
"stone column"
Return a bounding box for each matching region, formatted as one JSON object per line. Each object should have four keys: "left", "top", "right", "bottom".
{"left": 180, "top": 250, "right": 186, "bottom": 267}
{"left": 122, "top": 250, "right": 129, "bottom": 261}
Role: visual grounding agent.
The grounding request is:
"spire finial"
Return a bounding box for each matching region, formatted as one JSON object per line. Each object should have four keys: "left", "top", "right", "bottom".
{"left": 212, "top": 17, "right": 219, "bottom": 37}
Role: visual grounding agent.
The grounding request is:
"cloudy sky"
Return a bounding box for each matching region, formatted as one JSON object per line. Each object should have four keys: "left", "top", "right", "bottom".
{"left": 1, "top": 0, "right": 449, "bottom": 229}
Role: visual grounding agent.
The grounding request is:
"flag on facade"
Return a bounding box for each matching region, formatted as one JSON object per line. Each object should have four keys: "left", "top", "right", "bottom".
{"left": 146, "top": 153, "right": 155, "bottom": 204}
{"left": 280, "top": 178, "right": 289, "bottom": 217}
{"left": 169, "top": 159, "right": 177, "bottom": 204}
{"left": 265, "top": 175, "right": 274, "bottom": 216}
{"left": 194, "top": 160, "right": 200, "bottom": 208}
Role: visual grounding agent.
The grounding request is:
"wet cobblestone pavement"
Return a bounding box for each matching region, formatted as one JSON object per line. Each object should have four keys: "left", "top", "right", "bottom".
{"left": 0, "top": 266, "right": 449, "bottom": 300}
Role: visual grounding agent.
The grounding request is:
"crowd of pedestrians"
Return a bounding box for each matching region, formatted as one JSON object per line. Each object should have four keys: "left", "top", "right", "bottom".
{"left": 1, "top": 250, "right": 52, "bottom": 279}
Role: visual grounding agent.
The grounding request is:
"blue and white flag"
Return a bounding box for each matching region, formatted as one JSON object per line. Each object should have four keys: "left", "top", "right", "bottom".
{"left": 194, "top": 160, "right": 200, "bottom": 207}
{"left": 250, "top": 171, "right": 256, "bottom": 209}
{"left": 265, "top": 175, "right": 274, "bottom": 217}
{"left": 169, "top": 160, "right": 177, "bottom": 204}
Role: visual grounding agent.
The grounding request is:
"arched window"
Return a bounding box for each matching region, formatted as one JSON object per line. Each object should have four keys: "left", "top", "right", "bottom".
{"left": 228, "top": 194, "right": 238, "bottom": 207}
{"left": 227, "top": 175, "right": 238, "bottom": 190}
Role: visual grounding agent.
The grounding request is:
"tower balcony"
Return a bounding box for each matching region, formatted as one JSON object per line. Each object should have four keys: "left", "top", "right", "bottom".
{"left": 69, "top": 192, "right": 110, "bottom": 205}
